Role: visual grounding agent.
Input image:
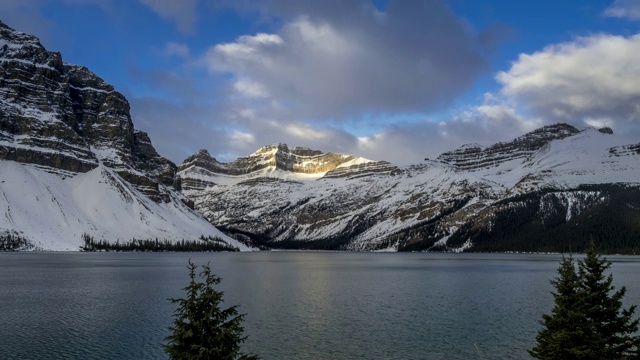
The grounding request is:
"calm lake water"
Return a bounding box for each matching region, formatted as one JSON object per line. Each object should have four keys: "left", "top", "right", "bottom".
{"left": 1, "top": 252, "right": 639, "bottom": 360}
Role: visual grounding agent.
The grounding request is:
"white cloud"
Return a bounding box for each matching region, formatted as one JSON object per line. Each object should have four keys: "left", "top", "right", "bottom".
{"left": 230, "top": 130, "right": 256, "bottom": 146}
{"left": 497, "top": 33, "right": 640, "bottom": 134}
{"left": 285, "top": 123, "right": 329, "bottom": 141}
{"left": 205, "top": 0, "right": 489, "bottom": 120}
{"left": 144, "top": 29, "right": 640, "bottom": 167}
{"left": 584, "top": 117, "right": 615, "bottom": 129}
{"left": 139, "top": 0, "right": 197, "bottom": 34}
{"left": 605, "top": 0, "right": 640, "bottom": 20}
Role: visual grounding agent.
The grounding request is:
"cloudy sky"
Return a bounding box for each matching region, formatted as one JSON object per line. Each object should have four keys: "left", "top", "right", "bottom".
{"left": 3, "top": 0, "right": 640, "bottom": 165}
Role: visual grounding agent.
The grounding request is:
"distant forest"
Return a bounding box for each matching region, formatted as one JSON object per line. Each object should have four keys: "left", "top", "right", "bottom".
{"left": 81, "top": 234, "right": 239, "bottom": 252}
{"left": 443, "top": 185, "right": 640, "bottom": 254}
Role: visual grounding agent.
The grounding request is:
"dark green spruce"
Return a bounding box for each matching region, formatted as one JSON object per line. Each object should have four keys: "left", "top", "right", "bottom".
{"left": 163, "top": 261, "right": 258, "bottom": 360}
{"left": 529, "top": 241, "right": 640, "bottom": 359}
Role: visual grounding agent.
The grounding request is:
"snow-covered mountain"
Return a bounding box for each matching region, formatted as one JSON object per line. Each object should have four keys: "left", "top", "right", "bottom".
{"left": 176, "top": 144, "right": 397, "bottom": 190}
{"left": 2, "top": 21, "right": 638, "bottom": 252}
{"left": 0, "top": 21, "right": 248, "bottom": 250}
{"left": 177, "top": 124, "right": 640, "bottom": 253}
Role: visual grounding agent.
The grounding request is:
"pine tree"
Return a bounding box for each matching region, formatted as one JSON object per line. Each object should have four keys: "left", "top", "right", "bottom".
{"left": 529, "top": 241, "right": 640, "bottom": 359}
{"left": 577, "top": 241, "right": 640, "bottom": 359}
{"left": 163, "top": 260, "right": 258, "bottom": 360}
{"left": 529, "top": 256, "right": 597, "bottom": 359}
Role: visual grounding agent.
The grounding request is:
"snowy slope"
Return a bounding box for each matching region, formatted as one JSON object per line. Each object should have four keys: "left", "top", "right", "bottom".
{"left": 0, "top": 161, "right": 250, "bottom": 251}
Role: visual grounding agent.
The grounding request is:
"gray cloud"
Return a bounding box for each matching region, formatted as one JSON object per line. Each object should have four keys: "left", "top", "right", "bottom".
{"left": 140, "top": 0, "right": 541, "bottom": 166}
{"left": 205, "top": 0, "right": 490, "bottom": 121}
{"left": 127, "top": 66, "right": 203, "bottom": 99}
{"left": 139, "top": 0, "right": 198, "bottom": 34}
{"left": 0, "top": 0, "right": 54, "bottom": 43}
{"left": 605, "top": 0, "right": 640, "bottom": 20}
{"left": 129, "top": 97, "right": 225, "bottom": 163}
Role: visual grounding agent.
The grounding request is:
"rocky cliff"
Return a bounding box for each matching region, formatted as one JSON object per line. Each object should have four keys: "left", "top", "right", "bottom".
{"left": 0, "top": 20, "right": 174, "bottom": 200}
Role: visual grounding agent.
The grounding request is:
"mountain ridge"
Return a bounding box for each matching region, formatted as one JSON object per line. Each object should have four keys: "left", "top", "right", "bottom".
{"left": 176, "top": 143, "right": 398, "bottom": 191}
{"left": 177, "top": 123, "right": 640, "bottom": 253}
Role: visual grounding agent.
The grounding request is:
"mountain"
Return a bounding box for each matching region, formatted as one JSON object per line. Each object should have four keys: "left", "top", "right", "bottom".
{"left": 177, "top": 124, "right": 640, "bottom": 253}
{"left": 176, "top": 144, "right": 398, "bottom": 191}
{"left": 436, "top": 123, "right": 580, "bottom": 171}
{"left": 0, "top": 21, "right": 249, "bottom": 250}
{"left": 4, "top": 21, "right": 637, "bottom": 253}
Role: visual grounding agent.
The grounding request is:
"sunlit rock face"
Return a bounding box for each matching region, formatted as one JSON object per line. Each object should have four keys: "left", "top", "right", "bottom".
{"left": 176, "top": 143, "right": 399, "bottom": 191}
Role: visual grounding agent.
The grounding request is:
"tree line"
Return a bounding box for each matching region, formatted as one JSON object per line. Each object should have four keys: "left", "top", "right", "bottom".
{"left": 81, "top": 233, "right": 239, "bottom": 252}
{"left": 447, "top": 185, "right": 640, "bottom": 254}
{"left": 0, "top": 232, "right": 34, "bottom": 251}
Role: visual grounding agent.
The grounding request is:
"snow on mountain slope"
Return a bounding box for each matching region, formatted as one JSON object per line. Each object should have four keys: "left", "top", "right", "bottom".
{"left": 0, "top": 161, "right": 249, "bottom": 251}
{"left": 436, "top": 123, "right": 580, "bottom": 171}
{"left": 180, "top": 148, "right": 497, "bottom": 251}
{"left": 477, "top": 127, "right": 640, "bottom": 190}
{"left": 179, "top": 124, "right": 640, "bottom": 252}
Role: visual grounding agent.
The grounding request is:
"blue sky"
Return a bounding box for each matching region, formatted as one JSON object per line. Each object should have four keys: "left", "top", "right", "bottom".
{"left": 3, "top": 0, "right": 640, "bottom": 164}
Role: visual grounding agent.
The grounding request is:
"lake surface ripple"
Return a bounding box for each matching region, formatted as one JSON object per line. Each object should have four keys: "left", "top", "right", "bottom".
{"left": 1, "top": 252, "right": 639, "bottom": 360}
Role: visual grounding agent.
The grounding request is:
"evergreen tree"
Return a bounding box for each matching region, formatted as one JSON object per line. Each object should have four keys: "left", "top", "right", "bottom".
{"left": 577, "top": 241, "right": 640, "bottom": 359}
{"left": 163, "top": 260, "right": 258, "bottom": 360}
{"left": 530, "top": 241, "right": 640, "bottom": 359}
{"left": 529, "top": 256, "right": 597, "bottom": 359}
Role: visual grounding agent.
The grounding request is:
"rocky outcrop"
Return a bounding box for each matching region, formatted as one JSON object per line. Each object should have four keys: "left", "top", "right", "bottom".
{"left": 437, "top": 123, "right": 580, "bottom": 171}
{"left": 323, "top": 160, "right": 399, "bottom": 178}
{"left": 609, "top": 143, "right": 640, "bottom": 157}
{"left": 0, "top": 20, "right": 175, "bottom": 200}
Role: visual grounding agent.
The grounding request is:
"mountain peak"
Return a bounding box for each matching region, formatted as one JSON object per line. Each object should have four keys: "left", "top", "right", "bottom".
{"left": 1, "top": 20, "right": 175, "bottom": 199}
{"left": 251, "top": 143, "right": 326, "bottom": 158}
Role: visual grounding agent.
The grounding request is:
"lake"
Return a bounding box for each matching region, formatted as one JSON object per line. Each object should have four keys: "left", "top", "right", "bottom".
{"left": 1, "top": 252, "right": 639, "bottom": 360}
